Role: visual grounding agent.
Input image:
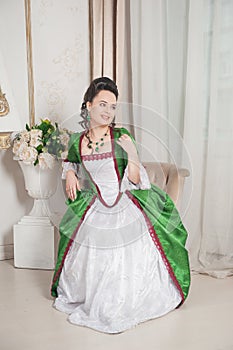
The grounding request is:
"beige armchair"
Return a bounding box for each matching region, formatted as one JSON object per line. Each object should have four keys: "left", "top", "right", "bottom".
{"left": 142, "top": 162, "right": 190, "bottom": 210}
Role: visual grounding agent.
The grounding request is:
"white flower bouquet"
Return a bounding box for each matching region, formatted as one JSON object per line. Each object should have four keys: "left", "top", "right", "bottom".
{"left": 12, "top": 119, "right": 72, "bottom": 169}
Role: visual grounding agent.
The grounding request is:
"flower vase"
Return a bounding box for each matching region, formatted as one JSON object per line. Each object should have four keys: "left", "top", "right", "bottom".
{"left": 19, "top": 161, "right": 59, "bottom": 217}
{"left": 13, "top": 161, "right": 60, "bottom": 269}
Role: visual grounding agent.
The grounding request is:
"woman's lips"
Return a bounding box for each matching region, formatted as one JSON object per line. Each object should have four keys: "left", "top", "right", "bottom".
{"left": 101, "top": 115, "right": 110, "bottom": 121}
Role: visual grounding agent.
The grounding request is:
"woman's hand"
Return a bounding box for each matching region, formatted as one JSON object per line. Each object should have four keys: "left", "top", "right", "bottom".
{"left": 116, "top": 134, "right": 140, "bottom": 184}
{"left": 66, "top": 170, "right": 81, "bottom": 201}
{"left": 116, "top": 134, "right": 138, "bottom": 158}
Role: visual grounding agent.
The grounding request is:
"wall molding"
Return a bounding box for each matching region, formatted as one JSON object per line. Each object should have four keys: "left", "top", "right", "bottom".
{"left": 0, "top": 244, "right": 14, "bottom": 260}
{"left": 24, "top": 0, "right": 35, "bottom": 126}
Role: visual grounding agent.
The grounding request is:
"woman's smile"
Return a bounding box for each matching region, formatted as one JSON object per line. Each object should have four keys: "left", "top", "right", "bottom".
{"left": 101, "top": 114, "right": 110, "bottom": 121}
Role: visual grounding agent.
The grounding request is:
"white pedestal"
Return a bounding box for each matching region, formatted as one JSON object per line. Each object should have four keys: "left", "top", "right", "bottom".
{"left": 14, "top": 216, "right": 58, "bottom": 270}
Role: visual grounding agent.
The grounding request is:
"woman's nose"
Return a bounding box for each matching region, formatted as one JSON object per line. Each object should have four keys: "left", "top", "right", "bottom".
{"left": 105, "top": 104, "right": 111, "bottom": 113}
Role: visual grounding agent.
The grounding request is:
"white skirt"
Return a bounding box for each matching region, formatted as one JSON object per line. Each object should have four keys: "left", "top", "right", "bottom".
{"left": 54, "top": 156, "right": 182, "bottom": 333}
{"left": 54, "top": 195, "right": 181, "bottom": 333}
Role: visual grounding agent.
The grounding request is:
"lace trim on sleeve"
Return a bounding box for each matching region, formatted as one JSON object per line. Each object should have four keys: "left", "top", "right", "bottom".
{"left": 61, "top": 161, "right": 78, "bottom": 179}
{"left": 120, "top": 164, "right": 151, "bottom": 192}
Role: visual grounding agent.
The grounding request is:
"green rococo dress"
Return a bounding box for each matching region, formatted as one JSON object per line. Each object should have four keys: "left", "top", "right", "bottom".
{"left": 51, "top": 126, "right": 190, "bottom": 334}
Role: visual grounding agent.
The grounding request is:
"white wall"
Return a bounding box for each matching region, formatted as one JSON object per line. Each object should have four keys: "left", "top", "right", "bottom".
{"left": 0, "top": 0, "right": 90, "bottom": 259}
{"left": 30, "top": 0, "right": 90, "bottom": 130}
{"left": 0, "top": 0, "right": 29, "bottom": 259}
{"left": 30, "top": 0, "right": 90, "bottom": 222}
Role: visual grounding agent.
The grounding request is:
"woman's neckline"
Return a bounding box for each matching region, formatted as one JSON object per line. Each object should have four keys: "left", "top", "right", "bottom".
{"left": 81, "top": 151, "right": 113, "bottom": 161}
{"left": 80, "top": 126, "right": 113, "bottom": 158}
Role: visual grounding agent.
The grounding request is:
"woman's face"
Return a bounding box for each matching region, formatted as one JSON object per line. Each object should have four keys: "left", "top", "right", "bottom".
{"left": 87, "top": 90, "right": 117, "bottom": 127}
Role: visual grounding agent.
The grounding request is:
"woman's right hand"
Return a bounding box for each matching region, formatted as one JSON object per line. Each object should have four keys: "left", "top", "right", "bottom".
{"left": 66, "top": 170, "right": 81, "bottom": 201}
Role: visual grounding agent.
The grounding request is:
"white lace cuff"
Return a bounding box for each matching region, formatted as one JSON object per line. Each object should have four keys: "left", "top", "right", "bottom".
{"left": 120, "top": 164, "right": 151, "bottom": 192}
{"left": 61, "top": 161, "right": 78, "bottom": 179}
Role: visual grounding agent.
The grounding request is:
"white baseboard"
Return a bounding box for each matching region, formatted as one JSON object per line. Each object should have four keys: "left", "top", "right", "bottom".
{"left": 0, "top": 244, "right": 14, "bottom": 260}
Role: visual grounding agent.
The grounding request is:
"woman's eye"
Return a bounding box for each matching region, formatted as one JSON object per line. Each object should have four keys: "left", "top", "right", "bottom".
{"left": 100, "top": 103, "right": 106, "bottom": 107}
{"left": 111, "top": 105, "right": 116, "bottom": 110}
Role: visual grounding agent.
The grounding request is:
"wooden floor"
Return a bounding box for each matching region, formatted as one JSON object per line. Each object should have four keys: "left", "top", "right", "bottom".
{"left": 1, "top": 259, "right": 233, "bottom": 350}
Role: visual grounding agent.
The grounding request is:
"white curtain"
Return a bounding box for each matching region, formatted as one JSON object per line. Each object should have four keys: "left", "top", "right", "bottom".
{"left": 182, "top": 0, "right": 233, "bottom": 276}
{"left": 129, "top": 0, "right": 170, "bottom": 162}
{"left": 197, "top": 0, "right": 233, "bottom": 277}
{"left": 129, "top": 0, "right": 193, "bottom": 232}
{"left": 89, "top": 0, "right": 233, "bottom": 276}
{"left": 129, "top": 0, "right": 233, "bottom": 275}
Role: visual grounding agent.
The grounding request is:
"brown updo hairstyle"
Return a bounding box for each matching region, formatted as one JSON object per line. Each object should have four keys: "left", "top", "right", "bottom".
{"left": 79, "top": 76, "right": 119, "bottom": 130}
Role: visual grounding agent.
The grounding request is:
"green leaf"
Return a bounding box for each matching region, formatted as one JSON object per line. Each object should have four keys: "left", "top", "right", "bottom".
{"left": 36, "top": 144, "right": 43, "bottom": 153}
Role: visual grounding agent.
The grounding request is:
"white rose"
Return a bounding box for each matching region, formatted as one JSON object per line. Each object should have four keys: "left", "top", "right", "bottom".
{"left": 20, "top": 146, "right": 38, "bottom": 164}
{"left": 30, "top": 129, "right": 42, "bottom": 138}
{"left": 38, "top": 152, "right": 56, "bottom": 170}
{"left": 13, "top": 140, "right": 26, "bottom": 156}
{"left": 30, "top": 137, "right": 43, "bottom": 148}
{"left": 30, "top": 129, "right": 43, "bottom": 148}
{"left": 20, "top": 131, "right": 30, "bottom": 143}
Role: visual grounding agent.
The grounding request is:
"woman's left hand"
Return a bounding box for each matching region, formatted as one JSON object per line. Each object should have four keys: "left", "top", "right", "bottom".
{"left": 117, "top": 134, "right": 140, "bottom": 184}
{"left": 116, "top": 134, "right": 138, "bottom": 158}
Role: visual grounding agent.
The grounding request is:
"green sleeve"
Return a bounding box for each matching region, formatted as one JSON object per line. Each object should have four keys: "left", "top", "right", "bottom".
{"left": 67, "top": 132, "right": 80, "bottom": 163}
{"left": 119, "top": 127, "right": 139, "bottom": 153}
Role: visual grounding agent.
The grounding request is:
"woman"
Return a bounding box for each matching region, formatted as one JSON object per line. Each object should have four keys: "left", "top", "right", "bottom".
{"left": 51, "top": 77, "right": 190, "bottom": 334}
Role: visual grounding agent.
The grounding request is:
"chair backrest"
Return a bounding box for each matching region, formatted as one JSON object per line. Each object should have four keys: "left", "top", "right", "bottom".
{"left": 142, "top": 162, "right": 190, "bottom": 210}
{"left": 142, "top": 162, "right": 169, "bottom": 190}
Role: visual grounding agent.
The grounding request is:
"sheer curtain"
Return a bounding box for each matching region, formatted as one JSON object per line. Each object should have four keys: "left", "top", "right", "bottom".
{"left": 181, "top": 0, "right": 233, "bottom": 276}
{"left": 129, "top": 0, "right": 194, "bottom": 243}
{"left": 197, "top": 0, "right": 233, "bottom": 277}
{"left": 129, "top": 0, "right": 233, "bottom": 275}
{"left": 89, "top": 0, "right": 233, "bottom": 276}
